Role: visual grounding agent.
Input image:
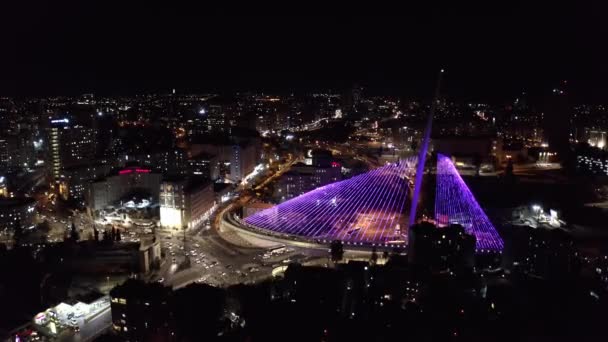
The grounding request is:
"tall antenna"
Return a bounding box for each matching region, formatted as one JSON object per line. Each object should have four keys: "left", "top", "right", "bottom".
{"left": 408, "top": 69, "right": 444, "bottom": 226}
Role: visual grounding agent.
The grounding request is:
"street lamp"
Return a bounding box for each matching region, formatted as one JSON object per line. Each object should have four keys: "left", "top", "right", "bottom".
{"left": 532, "top": 204, "right": 542, "bottom": 220}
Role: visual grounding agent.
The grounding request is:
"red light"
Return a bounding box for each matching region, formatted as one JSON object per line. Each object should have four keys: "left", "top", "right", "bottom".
{"left": 331, "top": 162, "right": 340, "bottom": 168}
{"left": 119, "top": 168, "right": 151, "bottom": 175}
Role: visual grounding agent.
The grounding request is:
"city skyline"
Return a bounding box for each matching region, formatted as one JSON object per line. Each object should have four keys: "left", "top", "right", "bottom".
{"left": 2, "top": 7, "right": 608, "bottom": 342}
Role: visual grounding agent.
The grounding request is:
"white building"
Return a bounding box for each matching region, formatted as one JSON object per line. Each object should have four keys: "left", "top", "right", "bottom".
{"left": 87, "top": 167, "right": 161, "bottom": 213}
{"left": 160, "top": 179, "right": 216, "bottom": 229}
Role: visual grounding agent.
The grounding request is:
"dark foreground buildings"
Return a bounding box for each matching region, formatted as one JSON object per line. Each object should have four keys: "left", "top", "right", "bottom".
{"left": 96, "top": 223, "right": 608, "bottom": 342}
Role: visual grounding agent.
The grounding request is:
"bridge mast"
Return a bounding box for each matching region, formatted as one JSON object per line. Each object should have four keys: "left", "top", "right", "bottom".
{"left": 408, "top": 69, "right": 444, "bottom": 226}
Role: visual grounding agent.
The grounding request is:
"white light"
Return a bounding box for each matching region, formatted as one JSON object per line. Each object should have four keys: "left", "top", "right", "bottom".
{"left": 550, "top": 209, "right": 558, "bottom": 219}
{"left": 199, "top": 108, "right": 206, "bottom": 115}
{"left": 532, "top": 204, "right": 541, "bottom": 211}
{"left": 160, "top": 207, "right": 183, "bottom": 228}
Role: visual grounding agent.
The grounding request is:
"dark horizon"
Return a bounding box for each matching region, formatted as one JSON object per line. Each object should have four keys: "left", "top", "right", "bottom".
{"left": 2, "top": 3, "right": 608, "bottom": 103}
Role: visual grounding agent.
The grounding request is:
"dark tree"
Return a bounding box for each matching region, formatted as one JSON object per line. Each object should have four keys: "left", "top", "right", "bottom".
{"left": 504, "top": 158, "right": 516, "bottom": 185}
{"left": 70, "top": 222, "right": 79, "bottom": 241}
{"left": 330, "top": 240, "right": 344, "bottom": 264}
{"left": 94, "top": 228, "right": 99, "bottom": 242}
{"left": 116, "top": 229, "right": 121, "bottom": 241}
{"left": 12, "top": 220, "right": 24, "bottom": 246}
{"left": 505, "top": 158, "right": 514, "bottom": 177}
{"left": 370, "top": 246, "right": 378, "bottom": 265}
{"left": 473, "top": 153, "right": 482, "bottom": 176}
{"left": 36, "top": 220, "right": 50, "bottom": 233}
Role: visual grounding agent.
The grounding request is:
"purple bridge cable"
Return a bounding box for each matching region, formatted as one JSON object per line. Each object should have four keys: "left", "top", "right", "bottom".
{"left": 244, "top": 161, "right": 412, "bottom": 246}
{"left": 434, "top": 154, "right": 504, "bottom": 252}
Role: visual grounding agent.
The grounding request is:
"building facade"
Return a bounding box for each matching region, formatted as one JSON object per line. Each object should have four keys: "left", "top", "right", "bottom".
{"left": 0, "top": 197, "right": 37, "bottom": 231}
{"left": 48, "top": 118, "right": 96, "bottom": 181}
{"left": 187, "top": 153, "right": 220, "bottom": 180}
{"left": 229, "top": 143, "right": 257, "bottom": 183}
{"left": 160, "top": 179, "right": 216, "bottom": 229}
{"left": 274, "top": 162, "right": 342, "bottom": 201}
{"left": 87, "top": 167, "right": 161, "bottom": 213}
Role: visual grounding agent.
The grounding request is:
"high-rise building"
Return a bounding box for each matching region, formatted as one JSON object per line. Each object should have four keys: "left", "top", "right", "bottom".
{"left": 0, "top": 139, "right": 9, "bottom": 172}
{"left": 59, "top": 164, "right": 111, "bottom": 202}
{"left": 0, "top": 132, "right": 36, "bottom": 172}
{"left": 12, "top": 131, "right": 36, "bottom": 169}
{"left": 229, "top": 142, "right": 257, "bottom": 183}
{"left": 206, "top": 104, "right": 227, "bottom": 132}
{"left": 187, "top": 153, "right": 220, "bottom": 180}
{"left": 0, "top": 197, "right": 37, "bottom": 231}
{"left": 130, "top": 148, "right": 188, "bottom": 176}
{"left": 191, "top": 139, "right": 260, "bottom": 183}
{"left": 48, "top": 117, "right": 96, "bottom": 181}
{"left": 544, "top": 81, "right": 572, "bottom": 159}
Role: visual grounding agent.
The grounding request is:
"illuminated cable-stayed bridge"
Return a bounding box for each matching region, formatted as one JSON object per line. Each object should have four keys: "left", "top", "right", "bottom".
{"left": 241, "top": 154, "right": 503, "bottom": 252}
{"left": 239, "top": 70, "right": 503, "bottom": 252}
{"left": 243, "top": 157, "right": 417, "bottom": 248}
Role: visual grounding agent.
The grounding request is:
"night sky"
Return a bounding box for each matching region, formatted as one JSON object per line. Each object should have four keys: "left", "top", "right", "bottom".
{"left": 2, "top": 3, "right": 608, "bottom": 102}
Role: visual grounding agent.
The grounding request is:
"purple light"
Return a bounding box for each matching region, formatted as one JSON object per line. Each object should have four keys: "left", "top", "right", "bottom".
{"left": 434, "top": 154, "right": 504, "bottom": 252}
{"left": 245, "top": 159, "right": 415, "bottom": 245}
